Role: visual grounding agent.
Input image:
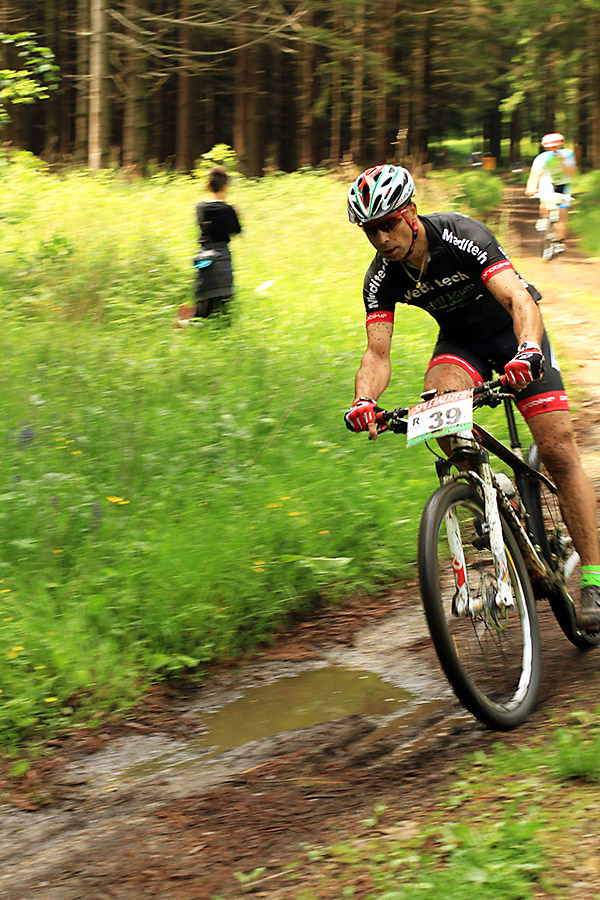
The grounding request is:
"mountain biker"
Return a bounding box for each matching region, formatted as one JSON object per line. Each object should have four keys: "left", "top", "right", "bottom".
{"left": 344, "top": 164, "right": 600, "bottom": 629}
{"left": 525, "top": 133, "right": 576, "bottom": 250}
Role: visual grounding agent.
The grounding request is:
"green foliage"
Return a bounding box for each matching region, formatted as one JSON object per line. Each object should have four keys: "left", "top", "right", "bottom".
{"left": 455, "top": 171, "right": 504, "bottom": 220}
{"left": 374, "top": 813, "right": 544, "bottom": 899}
{"left": 569, "top": 171, "right": 600, "bottom": 257}
{"left": 551, "top": 708, "right": 600, "bottom": 782}
{"left": 194, "top": 143, "right": 239, "bottom": 175}
{"left": 0, "top": 32, "right": 59, "bottom": 124}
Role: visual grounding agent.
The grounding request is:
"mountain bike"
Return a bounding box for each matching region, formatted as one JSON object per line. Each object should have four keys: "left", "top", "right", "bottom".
{"left": 376, "top": 378, "right": 599, "bottom": 730}
{"left": 534, "top": 191, "right": 569, "bottom": 261}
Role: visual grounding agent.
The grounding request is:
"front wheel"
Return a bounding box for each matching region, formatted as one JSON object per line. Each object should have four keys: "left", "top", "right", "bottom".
{"left": 418, "top": 481, "right": 541, "bottom": 730}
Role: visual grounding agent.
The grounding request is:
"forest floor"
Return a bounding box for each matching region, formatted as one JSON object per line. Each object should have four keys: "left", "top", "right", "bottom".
{"left": 1, "top": 186, "right": 600, "bottom": 900}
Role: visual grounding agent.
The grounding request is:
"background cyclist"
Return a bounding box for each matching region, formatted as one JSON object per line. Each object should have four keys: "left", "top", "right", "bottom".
{"left": 525, "top": 132, "right": 576, "bottom": 251}
{"left": 344, "top": 164, "right": 600, "bottom": 629}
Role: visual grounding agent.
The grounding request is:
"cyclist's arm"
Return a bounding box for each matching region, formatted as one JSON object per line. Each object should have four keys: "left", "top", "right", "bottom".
{"left": 354, "top": 320, "right": 393, "bottom": 401}
{"left": 486, "top": 268, "right": 544, "bottom": 346}
{"left": 525, "top": 167, "right": 540, "bottom": 197}
{"left": 354, "top": 320, "right": 393, "bottom": 439}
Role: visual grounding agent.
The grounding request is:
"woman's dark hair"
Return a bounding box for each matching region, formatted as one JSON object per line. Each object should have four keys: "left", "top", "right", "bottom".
{"left": 208, "top": 166, "right": 228, "bottom": 193}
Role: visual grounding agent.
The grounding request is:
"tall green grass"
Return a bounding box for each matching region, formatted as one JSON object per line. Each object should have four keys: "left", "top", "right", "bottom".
{"left": 0, "top": 153, "right": 447, "bottom": 745}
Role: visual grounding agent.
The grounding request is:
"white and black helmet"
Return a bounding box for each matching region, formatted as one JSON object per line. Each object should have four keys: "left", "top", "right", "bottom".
{"left": 347, "top": 164, "right": 416, "bottom": 224}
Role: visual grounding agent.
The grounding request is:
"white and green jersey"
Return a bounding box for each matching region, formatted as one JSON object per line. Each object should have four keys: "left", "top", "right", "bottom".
{"left": 530, "top": 148, "right": 576, "bottom": 186}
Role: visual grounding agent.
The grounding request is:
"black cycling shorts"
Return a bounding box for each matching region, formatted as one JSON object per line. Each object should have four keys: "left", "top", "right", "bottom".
{"left": 427, "top": 327, "right": 570, "bottom": 421}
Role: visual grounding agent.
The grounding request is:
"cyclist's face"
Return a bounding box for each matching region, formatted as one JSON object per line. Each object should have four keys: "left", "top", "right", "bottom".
{"left": 362, "top": 205, "right": 416, "bottom": 259}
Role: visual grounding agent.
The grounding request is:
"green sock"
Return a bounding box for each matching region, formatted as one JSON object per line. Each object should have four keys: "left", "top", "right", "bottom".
{"left": 581, "top": 565, "right": 600, "bottom": 588}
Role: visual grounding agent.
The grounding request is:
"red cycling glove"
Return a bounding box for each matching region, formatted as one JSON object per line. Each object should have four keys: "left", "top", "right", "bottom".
{"left": 344, "top": 397, "right": 379, "bottom": 432}
{"left": 504, "top": 341, "right": 545, "bottom": 386}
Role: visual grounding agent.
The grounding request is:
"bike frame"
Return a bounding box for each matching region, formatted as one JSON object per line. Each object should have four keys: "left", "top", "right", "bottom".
{"left": 433, "top": 390, "right": 565, "bottom": 598}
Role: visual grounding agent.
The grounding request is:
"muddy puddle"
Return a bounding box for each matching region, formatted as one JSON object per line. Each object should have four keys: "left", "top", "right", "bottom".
{"left": 51, "top": 607, "right": 453, "bottom": 798}
{"left": 123, "top": 666, "right": 412, "bottom": 780}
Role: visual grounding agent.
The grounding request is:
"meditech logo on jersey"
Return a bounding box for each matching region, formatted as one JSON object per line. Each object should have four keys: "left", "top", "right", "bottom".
{"left": 441, "top": 228, "right": 488, "bottom": 265}
{"left": 366, "top": 259, "right": 390, "bottom": 308}
{"left": 481, "top": 260, "right": 514, "bottom": 284}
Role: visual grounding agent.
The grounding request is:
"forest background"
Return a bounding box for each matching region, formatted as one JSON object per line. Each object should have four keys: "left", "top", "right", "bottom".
{"left": 3, "top": 0, "right": 600, "bottom": 175}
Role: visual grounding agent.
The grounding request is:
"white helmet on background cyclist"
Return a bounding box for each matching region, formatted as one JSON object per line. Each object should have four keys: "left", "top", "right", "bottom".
{"left": 541, "top": 132, "right": 564, "bottom": 150}
{"left": 347, "top": 164, "right": 416, "bottom": 225}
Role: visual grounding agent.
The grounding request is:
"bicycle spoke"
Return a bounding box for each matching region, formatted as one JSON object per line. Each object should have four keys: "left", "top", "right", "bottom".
{"left": 436, "top": 497, "right": 535, "bottom": 710}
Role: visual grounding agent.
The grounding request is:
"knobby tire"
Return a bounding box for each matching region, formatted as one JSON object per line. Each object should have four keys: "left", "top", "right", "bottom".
{"left": 418, "top": 481, "right": 542, "bottom": 730}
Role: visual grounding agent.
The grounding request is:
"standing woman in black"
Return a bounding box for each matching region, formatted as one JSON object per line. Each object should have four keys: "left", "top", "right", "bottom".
{"left": 192, "top": 166, "right": 242, "bottom": 319}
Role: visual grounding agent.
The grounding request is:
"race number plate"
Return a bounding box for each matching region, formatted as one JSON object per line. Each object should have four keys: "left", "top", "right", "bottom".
{"left": 406, "top": 390, "right": 474, "bottom": 447}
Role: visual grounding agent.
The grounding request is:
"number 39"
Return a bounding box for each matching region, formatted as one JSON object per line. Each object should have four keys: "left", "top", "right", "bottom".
{"left": 429, "top": 407, "right": 461, "bottom": 430}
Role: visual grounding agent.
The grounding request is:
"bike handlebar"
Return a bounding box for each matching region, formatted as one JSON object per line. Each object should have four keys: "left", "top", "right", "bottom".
{"left": 375, "top": 376, "right": 510, "bottom": 434}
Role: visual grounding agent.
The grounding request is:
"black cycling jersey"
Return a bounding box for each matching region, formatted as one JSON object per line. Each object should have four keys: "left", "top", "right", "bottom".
{"left": 363, "top": 212, "right": 541, "bottom": 341}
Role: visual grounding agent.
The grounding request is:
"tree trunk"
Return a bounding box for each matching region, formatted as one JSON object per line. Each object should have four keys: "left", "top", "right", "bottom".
{"left": 374, "top": 7, "right": 389, "bottom": 161}
{"left": 42, "top": 0, "right": 60, "bottom": 159}
{"left": 233, "top": 27, "right": 247, "bottom": 172}
{"left": 123, "top": 0, "right": 147, "bottom": 172}
{"left": 329, "top": 1, "right": 343, "bottom": 165}
{"left": 487, "top": 99, "right": 502, "bottom": 163}
{"left": 88, "top": 0, "right": 108, "bottom": 169}
{"left": 349, "top": 1, "right": 365, "bottom": 166}
{"left": 590, "top": 13, "right": 600, "bottom": 169}
{"left": 410, "top": 21, "right": 429, "bottom": 169}
{"left": 75, "top": 0, "right": 89, "bottom": 161}
{"left": 298, "top": 11, "right": 314, "bottom": 168}
{"left": 233, "top": 30, "right": 261, "bottom": 176}
{"left": 509, "top": 105, "right": 521, "bottom": 162}
{"left": 176, "top": 0, "right": 195, "bottom": 171}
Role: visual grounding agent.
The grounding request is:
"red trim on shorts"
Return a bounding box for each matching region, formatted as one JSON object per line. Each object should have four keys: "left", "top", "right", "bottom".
{"left": 427, "top": 354, "right": 484, "bottom": 386}
{"left": 366, "top": 310, "right": 395, "bottom": 326}
{"left": 481, "top": 260, "right": 513, "bottom": 284}
{"left": 516, "top": 391, "right": 570, "bottom": 421}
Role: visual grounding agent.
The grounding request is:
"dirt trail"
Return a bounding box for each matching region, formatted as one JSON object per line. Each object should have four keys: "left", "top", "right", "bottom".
{"left": 1, "top": 189, "right": 600, "bottom": 900}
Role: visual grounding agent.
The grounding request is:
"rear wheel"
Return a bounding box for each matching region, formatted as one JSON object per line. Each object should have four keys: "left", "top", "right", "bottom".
{"left": 418, "top": 481, "right": 541, "bottom": 730}
{"left": 541, "top": 217, "right": 558, "bottom": 260}
{"left": 526, "top": 445, "right": 600, "bottom": 649}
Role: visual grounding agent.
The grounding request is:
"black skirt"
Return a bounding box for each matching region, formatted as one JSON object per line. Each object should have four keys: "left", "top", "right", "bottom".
{"left": 194, "top": 242, "right": 234, "bottom": 301}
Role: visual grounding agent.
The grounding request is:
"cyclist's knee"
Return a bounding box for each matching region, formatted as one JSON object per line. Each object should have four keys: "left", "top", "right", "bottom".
{"left": 424, "top": 363, "right": 477, "bottom": 394}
